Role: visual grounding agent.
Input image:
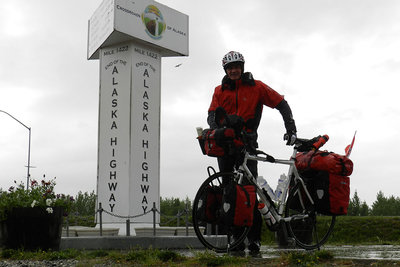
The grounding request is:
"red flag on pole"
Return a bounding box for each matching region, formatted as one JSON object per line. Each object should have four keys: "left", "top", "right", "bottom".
{"left": 345, "top": 131, "right": 357, "bottom": 158}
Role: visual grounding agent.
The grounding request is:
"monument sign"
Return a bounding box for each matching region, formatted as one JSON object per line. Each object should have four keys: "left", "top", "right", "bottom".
{"left": 88, "top": 0, "right": 188, "bottom": 235}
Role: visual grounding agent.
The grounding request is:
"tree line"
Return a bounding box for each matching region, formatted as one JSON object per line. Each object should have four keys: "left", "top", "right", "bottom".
{"left": 70, "top": 190, "right": 400, "bottom": 218}
{"left": 160, "top": 191, "right": 400, "bottom": 217}
{"left": 70, "top": 192, "right": 192, "bottom": 217}
{"left": 347, "top": 190, "right": 400, "bottom": 216}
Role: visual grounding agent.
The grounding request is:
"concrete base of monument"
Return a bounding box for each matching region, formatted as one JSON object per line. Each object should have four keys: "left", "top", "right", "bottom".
{"left": 134, "top": 226, "right": 199, "bottom": 237}
{"left": 62, "top": 226, "right": 120, "bottom": 237}
{"left": 60, "top": 225, "right": 204, "bottom": 249}
{"left": 62, "top": 226, "right": 201, "bottom": 237}
{"left": 94, "top": 222, "right": 140, "bottom": 236}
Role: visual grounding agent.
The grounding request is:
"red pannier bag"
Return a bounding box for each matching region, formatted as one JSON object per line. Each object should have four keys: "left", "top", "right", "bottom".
{"left": 220, "top": 182, "right": 256, "bottom": 227}
{"left": 196, "top": 185, "right": 223, "bottom": 223}
{"left": 310, "top": 171, "right": 350, "bottom": 215}
{"left": 296, "top": 150, "right": 353, "bottom": 176}
{"left": 197, "top": 128, "right": 243, "bottom": 157}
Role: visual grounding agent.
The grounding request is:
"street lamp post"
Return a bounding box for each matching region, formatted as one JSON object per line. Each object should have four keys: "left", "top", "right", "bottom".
{"left": 0, "top": 110, "right": 32, "bottom": 190}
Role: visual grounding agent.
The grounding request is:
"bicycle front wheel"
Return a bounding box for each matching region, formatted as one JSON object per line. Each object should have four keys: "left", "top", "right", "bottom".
{"left": 285, "top": 182, "right": 336, "bottom": 250}
{"left": 192, "top": 172, "right": 250, "bottom": 253}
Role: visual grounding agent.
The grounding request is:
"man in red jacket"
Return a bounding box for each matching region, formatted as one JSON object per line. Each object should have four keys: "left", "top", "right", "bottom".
{"left": 207, "top": 51, "right": 297, "bottom": 253}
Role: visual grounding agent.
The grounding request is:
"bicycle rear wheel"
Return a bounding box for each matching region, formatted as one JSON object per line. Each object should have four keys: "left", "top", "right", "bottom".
{"left": 285, "top": 182, "right": 336, "bottom": 250}
{"left": 192, "top": 172, "right": 250, "bottom": 253}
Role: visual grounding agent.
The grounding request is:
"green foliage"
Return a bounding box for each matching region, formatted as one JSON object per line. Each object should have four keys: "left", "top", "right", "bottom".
{"left": 126, "top": 249, "right": 149, "bottom": 262}
{"left": 46, "top": 249, "right": 81, "bottom": 260}
{"left": 347, "top": 190, "right": 370, "bottom": 216}
{"left": 125, "top": 248, "right": 185, "bottom": 265}
{"left": 260, "top": 216, "right": 400, "bottom": 246}
{"left": 87, "top": 249, "right": 109, "bottom": 258}
{"left": 0, "top": 249, "right": 15, "bottom": 259}
{"left": 370, "top": 191, "right": 400, "bottom": 216}
{"left": 0, "top": 178, "right": 74, "bottom": 220}
{"left": 0, "top": 248, "right": 248, "bottom": 266}
{"left": 281, "top": 250, "right": 334, "bottom": 266}
{"left": 329, "top": 216, "right": 400, "bottom": 244}
{"left": 61, "top": 191, "right": 96, "bottom": 227}
{"left": 1, "top": 248, "right": 81, "bottom": 260}
{"left": 160, "top": 196, "right": 192, "bottom": 226}
{"left": 347, "top": 190, "right": 400, "bottom": 216}
{"left": 260, "top": 221, "right": 277, "bottom": 244}
{"left": 65, "top": 214, "right": 96, "bottom": 227}
{"left": 62, "top": 194, "right": 194, "bottom": 227}
{"left": 160, "top": 196, "right": 191, "bottom": 216}
{"left": 71, "top": 190, "right": 96, "bottom": 216}
{"left": 194, "top": 250, "right": 246, "bottom": 266}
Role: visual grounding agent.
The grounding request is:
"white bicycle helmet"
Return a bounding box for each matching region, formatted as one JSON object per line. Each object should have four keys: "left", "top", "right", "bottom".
{"left": 222, "top": 51, "right": 245, "bottom": 70}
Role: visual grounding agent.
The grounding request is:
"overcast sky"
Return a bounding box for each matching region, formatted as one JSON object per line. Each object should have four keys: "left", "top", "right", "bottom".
{"left": 1, "top": 0, "right": 399, "bottom": 206}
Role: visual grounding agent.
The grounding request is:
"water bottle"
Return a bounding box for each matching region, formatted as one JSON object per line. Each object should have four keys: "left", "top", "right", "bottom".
{"left": 275, "top": 174, "right": 289, "bottom": 203}
{"left": 258, "top": 202, "right": 277, "bottom": 227}
{"left": 257, "top": 176, "right": 276, "bottom": 201}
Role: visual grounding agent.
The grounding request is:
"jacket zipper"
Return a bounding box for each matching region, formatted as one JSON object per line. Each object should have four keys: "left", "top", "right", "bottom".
{"left": 235, "top": 80, "right": 239, "bottom": 114}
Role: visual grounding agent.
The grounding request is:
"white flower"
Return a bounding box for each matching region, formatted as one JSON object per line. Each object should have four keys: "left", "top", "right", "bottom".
{"left": 46, "top": 198, "right": 53, "bottom": 206}
{"left": 46, "top": 207, "right": 53, "bottom": 214}
{"left": 31, "top": 200, "right": 37, "bottom": 208}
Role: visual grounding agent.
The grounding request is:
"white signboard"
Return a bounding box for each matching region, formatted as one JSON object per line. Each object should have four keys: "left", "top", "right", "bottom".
{"left": 98, "top": 45, "right": 132, "bottom": 223}
{"left": 88, "top": 0, "right": 189, "bottom": 59}
{"left": 90, "top": 0, "right": 188, "bottom": 234}
{"left": 97, "top": 42, "right": 161, "bottom": 228}
{"left": 87, "top": 0, "right": 115, "bottom": 60}
{"left": 130, "top": 43, "right": 161, "bottom": 223}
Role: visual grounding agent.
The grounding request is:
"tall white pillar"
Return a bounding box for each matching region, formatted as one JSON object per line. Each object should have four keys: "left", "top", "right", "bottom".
{"left": 88, "top": 0, "right": 188, "bottom": 235}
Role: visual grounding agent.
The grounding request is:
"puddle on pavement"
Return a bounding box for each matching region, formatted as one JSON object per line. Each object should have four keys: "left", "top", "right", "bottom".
{"left": 326, "top": 245, "right": 400, "bottom": 260}
{"left": 262, "top": 245, "right": 400, "bottom": 260}
{"left": 178, "top": 245, "right": 400, "bottom": 260}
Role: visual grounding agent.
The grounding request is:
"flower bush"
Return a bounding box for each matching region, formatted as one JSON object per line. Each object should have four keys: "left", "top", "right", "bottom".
{"left": 0, "top": 177, "right": 74, "bottom": 220}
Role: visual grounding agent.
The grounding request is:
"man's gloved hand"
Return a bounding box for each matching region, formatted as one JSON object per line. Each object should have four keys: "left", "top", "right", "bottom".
{"left": 284, "top": 132, "right": 297, "bottom": 146}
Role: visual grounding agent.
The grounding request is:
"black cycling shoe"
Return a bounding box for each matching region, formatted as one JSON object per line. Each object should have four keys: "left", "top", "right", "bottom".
{"left": 231, "top": 242, "right": 245, "bottom": 251}
{"left": 248, "top": 240, "right": 261, "bottom": 253}
{"left": 229, "top": 242, "right": 246, "bottom": 256}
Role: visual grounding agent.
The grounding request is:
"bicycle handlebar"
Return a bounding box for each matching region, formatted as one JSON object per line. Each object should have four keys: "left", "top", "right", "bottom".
{"left": 294, "top": 134, "right": 329, "bottom": 152}
{"left": 242, "top": 134, "right": 329, "bottom": 165}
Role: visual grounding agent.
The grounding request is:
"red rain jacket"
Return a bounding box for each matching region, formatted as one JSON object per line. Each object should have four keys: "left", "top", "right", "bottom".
{"left": 208, "top": 79, "right": 283, "bottom": 132}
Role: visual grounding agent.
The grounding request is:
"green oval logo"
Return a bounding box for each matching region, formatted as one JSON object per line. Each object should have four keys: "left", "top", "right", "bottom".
{"left": 141, "top": 5, "right": 166, "bottom": 40}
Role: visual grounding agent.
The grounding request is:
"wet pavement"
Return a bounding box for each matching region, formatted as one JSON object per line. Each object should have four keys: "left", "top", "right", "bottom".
{"left": 61, "top": 236, "right": 400, "bottom": 260}
{"left": 180, "top": 245, "right": 400, "bottom": 260}
{"left": 324, "top": 245, "right": 400, "bottom": 260}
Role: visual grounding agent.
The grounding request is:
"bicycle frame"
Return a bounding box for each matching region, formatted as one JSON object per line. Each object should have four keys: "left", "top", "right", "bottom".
{"left": 193, "top": 134, "right": 337, "bottom": 252}
{"left": 234, "top": 145, "right": 314, "bottom": 226}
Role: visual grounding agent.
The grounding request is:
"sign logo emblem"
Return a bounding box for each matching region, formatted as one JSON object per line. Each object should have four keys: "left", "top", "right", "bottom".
{"left": 141, "top": 5, "right": 166, "bottom": 39}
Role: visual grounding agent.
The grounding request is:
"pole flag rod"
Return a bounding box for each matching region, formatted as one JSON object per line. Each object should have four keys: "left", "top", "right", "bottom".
{"left": 345, "top": 131, "right": 357, "bottom": 158}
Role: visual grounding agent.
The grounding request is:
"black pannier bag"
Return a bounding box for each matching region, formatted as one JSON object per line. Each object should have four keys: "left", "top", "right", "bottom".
{"left": 294, "top": 135, "right": 353, "bottom": 215}
{"left": 220, "top": 182, "right": 256, "bottom": 227}
{"left": 196, "top": 185, "right": 223, "bottom": 223}
{"left": 304, "top": 171, "right": 350, "bottom": 215}
{"left": 289, "top": 170, "right": 350, "bottom": 216}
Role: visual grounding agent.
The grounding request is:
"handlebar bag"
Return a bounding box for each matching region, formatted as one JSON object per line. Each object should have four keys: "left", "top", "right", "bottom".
{"left": 197, "top": 128, "right": 244, "bottom": 157}
{"left": 220, "top": 182, "right": 256, "bottom": 227}
{"left": 296, "top": 150, "right": 353, "bottom": 176}
{"left": 195, "top": 185, "right": 223, "bottom": 223}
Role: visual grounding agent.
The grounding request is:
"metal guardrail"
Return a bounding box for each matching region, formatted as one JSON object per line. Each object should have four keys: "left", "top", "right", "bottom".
{"left": 64, "top": 202, "right": 192, "bottom": 237}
